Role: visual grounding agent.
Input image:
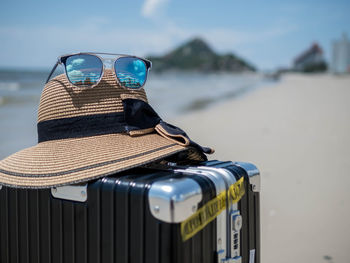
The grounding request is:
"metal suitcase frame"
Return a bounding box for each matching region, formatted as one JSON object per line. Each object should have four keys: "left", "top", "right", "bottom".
{"left": 0, "top": 160, "right": 260, "bottom": 263}
{"left": 205, "top": 161, "right": 260, "bottom": 263}
{"left": 171, "top": 161, "right": 260, "bottom": 263}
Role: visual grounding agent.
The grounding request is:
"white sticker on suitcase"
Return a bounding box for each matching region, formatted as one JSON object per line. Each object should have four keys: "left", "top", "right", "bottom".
{"left": 249, "top": 249, "right": 256, "bottom": 263}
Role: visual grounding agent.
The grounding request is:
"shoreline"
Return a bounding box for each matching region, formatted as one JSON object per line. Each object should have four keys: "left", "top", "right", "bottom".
{"left": 174, "top": 73, "right": 350, "bottom": 263}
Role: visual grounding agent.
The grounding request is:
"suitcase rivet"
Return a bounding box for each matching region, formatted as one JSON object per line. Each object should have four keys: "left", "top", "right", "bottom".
{"left": 81, "top": 190, "right": 86, "bottom": 197}
{"left": 52, "top": 187, "right": 57, "bottom": 193}
{"left": 218, "top": 238, "right": 222, "bottom": 245}
{"left": 153, "top": 205, "right": 160, "bottom": 213}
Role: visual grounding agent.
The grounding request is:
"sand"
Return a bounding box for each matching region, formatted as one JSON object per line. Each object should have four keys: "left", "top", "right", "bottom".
{"left": 174, "top": 73, "right": 350, "bottom": 263}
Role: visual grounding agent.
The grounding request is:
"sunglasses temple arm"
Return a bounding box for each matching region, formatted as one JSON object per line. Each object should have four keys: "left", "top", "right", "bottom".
{"left": 45, "top": 61, "right": 60, "bottom": 84}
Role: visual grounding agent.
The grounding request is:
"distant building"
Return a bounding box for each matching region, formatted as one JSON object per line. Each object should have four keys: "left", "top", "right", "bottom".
{"left": 331, "top": 33, "right": 350, "bottom": 74}
{"left": 293, "top": 43, "right": 327, "bottom": 72}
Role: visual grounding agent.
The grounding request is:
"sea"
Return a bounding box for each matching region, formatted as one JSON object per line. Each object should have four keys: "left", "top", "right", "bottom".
{"left": 0, "top": 69, "right": 274, "bottom": 159}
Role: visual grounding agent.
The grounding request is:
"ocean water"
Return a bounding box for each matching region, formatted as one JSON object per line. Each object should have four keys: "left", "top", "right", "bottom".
{"left": 0, "top": 69, "right": 271, "bottom": 159}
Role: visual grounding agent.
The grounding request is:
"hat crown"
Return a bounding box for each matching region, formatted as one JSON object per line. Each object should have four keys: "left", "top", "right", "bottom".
{"left": 38, "top": 69, "right": 148, "bottom": 123}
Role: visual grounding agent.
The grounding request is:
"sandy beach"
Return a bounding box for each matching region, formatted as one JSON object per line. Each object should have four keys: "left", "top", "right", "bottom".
{"left": 174, "top": 74, "right": 350, "bottom": 263}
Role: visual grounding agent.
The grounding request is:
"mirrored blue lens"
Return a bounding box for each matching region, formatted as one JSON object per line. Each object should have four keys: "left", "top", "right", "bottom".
{"left": 64, "top": 54, "right": 103, "bottom": 86}
{"left": 115, "top": 57, "right": 147, "bottom": 89}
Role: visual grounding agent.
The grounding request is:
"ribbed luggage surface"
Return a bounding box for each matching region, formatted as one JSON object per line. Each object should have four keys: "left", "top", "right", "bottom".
{"left": 0, "top": 161, "right": 260, "bottom": 263}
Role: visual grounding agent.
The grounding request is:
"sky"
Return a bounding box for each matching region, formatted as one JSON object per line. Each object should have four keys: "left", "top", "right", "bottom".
{"left": 0, "top": 0, "right": 349, "bottom": 71}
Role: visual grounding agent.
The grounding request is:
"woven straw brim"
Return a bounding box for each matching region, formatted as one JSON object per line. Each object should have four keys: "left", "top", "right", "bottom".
{"left": 0, "top": 133, "right": 185, "bottom": 188}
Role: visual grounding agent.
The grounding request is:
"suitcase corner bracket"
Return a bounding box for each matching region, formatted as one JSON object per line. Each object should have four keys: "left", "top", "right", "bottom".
{"left": 148, "top": 177, "right": 202, "bottom": 223}
{"left": 233, "top": 162, "right": 260, "bottom": 192}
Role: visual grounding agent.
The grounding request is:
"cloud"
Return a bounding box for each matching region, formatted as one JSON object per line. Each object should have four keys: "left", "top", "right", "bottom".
{"left": 65, "top": 58, "right": 85, "bottom": 72}
{"left": 0, "top": 19, "right": 297, "bottom": 69}
{"left": 141, "top": 0, "right": 169, "bottom": 18}
{"left": 67, "top": 70, "right": 84, "bottom": 81}
{"left": 71, "top": 58, "right": 85, "bottom": 66}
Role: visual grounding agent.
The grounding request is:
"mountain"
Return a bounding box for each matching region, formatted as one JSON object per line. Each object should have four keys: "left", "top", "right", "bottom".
{"left": 147, "top": 38, "right": 256, "bottom": 72}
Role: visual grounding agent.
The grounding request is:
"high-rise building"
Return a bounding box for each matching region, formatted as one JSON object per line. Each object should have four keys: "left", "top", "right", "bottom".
{"left": 331, "top": 33, "right": 350, "bottom": 74}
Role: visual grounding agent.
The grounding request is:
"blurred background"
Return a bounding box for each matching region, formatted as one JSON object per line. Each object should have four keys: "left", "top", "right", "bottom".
{"left": 1, "top": 0, "right": 350, "bottom": 262}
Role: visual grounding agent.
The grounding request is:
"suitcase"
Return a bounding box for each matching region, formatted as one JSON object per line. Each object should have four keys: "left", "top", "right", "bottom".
{"left": 0, "top": 160, "right": 260, "bottom": 263}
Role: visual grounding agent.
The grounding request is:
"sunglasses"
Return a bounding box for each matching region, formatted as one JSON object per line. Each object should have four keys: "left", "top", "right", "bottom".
{"left": 46, "top": 52, "right": 152, "bottom": 89}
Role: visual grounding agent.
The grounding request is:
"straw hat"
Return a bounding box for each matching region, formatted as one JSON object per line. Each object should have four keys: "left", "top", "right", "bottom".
{"left": 0, "top": 69, "right": 211, "bottom": 188}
